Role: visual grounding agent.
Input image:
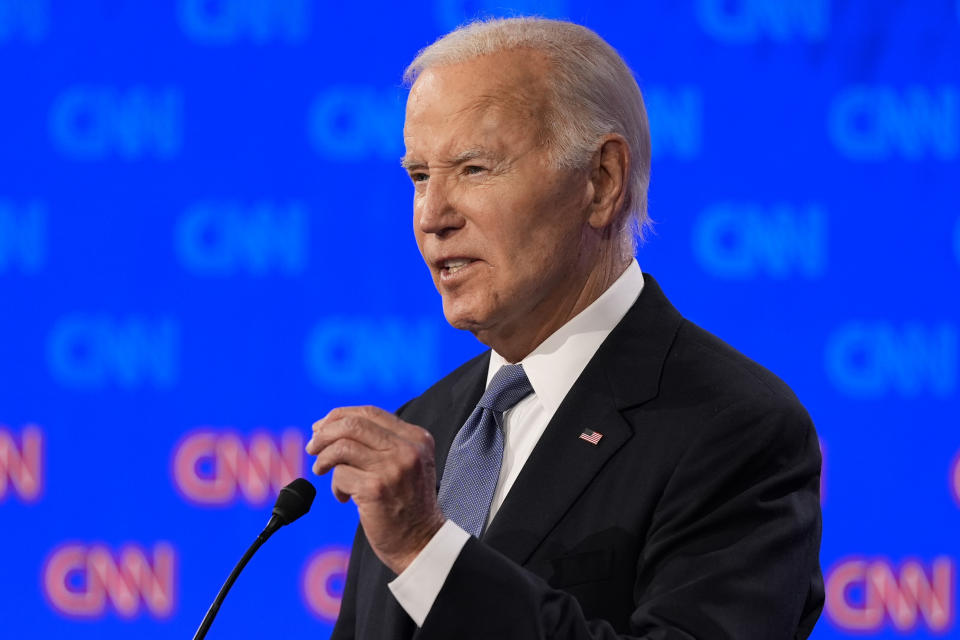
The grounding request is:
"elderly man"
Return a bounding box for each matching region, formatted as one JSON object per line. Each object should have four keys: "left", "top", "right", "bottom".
{"left": 306, "top": 17, "right": 823, "bottom": 639}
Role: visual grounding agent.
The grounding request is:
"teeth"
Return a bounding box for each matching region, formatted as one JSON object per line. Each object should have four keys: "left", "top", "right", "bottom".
{"left": 443, "top": 259, "right": 471, "bottom": 273}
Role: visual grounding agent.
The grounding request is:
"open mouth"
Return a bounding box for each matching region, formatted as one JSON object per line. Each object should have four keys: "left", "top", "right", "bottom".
{"left": 438, "top": 258, "right": 478, "bottom": 279}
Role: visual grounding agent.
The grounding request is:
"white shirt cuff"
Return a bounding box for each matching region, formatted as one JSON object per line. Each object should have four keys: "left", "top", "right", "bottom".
{"left": 387, "top": 519, "right": 471, "bottom": 627}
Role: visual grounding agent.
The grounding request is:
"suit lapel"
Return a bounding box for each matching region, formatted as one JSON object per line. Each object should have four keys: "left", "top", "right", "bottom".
{"left": 482, "top": 275, "right": 683, "bottom": 566}
{"left": 481, "top": 372, "right": 631, "bottom": 565}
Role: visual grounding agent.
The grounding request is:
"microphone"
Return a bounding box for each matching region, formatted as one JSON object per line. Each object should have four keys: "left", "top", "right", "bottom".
{"left": 193, "top": 478, "right": 317, "bottom": 640}
{"left": 264, "top": 477, "right": 317, "bottom": 537}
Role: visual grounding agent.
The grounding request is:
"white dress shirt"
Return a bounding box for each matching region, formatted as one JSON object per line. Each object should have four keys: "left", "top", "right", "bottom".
{"left": 388, "top": 260, "right": 645, "bottom": 626}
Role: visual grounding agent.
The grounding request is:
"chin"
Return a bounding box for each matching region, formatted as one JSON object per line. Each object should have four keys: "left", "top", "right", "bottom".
{"left": 442, "top": 310, "right": 480, "bottom": 332}
{"left": 441, "top": 299, "right": 489, "bottom": 334}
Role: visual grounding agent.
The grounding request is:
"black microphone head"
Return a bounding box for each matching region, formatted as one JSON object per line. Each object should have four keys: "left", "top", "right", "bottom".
{"left": 271, "top": 478, "right": 317, "bottom": 526}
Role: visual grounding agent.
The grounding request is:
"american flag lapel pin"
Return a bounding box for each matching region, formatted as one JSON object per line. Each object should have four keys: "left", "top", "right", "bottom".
{"left": 578, "top": 428, "right": 603, "bottom": 445}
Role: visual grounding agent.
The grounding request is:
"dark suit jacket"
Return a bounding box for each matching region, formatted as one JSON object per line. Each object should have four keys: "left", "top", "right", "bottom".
{"left": 331, "top": 275, "right": 823, "bottom": 639}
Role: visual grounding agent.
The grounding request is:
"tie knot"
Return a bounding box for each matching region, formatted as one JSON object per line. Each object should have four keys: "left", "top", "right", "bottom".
{"left": 478, "top": 364, "right": 534, "bottom": 413}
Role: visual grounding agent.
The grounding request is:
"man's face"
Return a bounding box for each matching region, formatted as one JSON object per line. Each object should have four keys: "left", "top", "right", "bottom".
{"left": 403, "top": 51, "right": 595, "bottom": 353}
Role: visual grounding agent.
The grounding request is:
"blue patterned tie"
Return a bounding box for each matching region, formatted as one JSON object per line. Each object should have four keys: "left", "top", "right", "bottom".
{"left": 437, "top": 364, "right": 534, "bottom": 537}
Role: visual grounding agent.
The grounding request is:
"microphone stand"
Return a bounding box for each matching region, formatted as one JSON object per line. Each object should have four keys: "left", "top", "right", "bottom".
{"left": 191, "top": 476, "right": 316, "bottom": 640}
{"left": 192, "top": 517, "right": 283, "bottom": 640}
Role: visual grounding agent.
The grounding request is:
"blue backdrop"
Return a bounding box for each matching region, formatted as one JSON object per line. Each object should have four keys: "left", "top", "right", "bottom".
{"left": 1, "top": 1, "right": 958, "bottom": 638}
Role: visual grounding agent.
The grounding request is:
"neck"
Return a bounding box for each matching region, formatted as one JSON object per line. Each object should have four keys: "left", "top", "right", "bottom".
{"left": 484, "top": 250, "right": 632, "bottom": 363}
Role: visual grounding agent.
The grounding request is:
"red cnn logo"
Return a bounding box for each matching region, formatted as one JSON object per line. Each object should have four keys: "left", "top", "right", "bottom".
{"left": 43, "top": 542, "right": 176, "bottom": 619}
{"left": 172, "top": 428, "right": 304, "bottom": 505}
{"left": 0, "top": 424, "right": 43, "bottom": 502}
{"left": 302, "top": 547, "right": 350, "bottom": 622}
{"left": 825, "top": 556, "right": 955, "bottom": 633}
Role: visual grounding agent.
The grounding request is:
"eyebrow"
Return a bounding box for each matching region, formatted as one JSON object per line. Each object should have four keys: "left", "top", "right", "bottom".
{"left": 400, "top": 148, "right": 495, "bottom": 172}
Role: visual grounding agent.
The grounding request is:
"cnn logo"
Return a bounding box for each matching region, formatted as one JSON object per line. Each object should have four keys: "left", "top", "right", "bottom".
{"left": 301, "top": 547, "right": 350, "bottom": 622}
{"left": 43, "top": 542, "right": 176, "bottom": 619}
{"left": 172, "top": 428, "right": 305, "bottom": 505}
{"left": 0, "top": 424, "right": 43, "bottom": 502}
{"left": 825, "top": 556, "right": 955, "bottom": 633}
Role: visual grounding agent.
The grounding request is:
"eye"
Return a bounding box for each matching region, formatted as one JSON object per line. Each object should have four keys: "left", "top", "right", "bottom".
{"left": 463, "top": 165, "right": 485, "bottom": 175}
{"left": 410, "top": 172, "right": 428, "bottom": 183}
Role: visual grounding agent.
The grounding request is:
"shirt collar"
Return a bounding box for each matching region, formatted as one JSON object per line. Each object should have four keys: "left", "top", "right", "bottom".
{"left": 487, "top": 259, "right": 645, "bottom": 415}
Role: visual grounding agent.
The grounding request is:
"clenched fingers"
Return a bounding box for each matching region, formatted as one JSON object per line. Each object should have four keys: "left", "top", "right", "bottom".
{"left": 306, "top": 405, "right": 434, "bottom": 457}
{"left": 329, "top": 464, "right": 365, "bottom": 503}
{"left": 304, "top": 404, "right": 444, "bottom": 574}
{"left": 311, "top": 437, "right": 380, "bottom": 476}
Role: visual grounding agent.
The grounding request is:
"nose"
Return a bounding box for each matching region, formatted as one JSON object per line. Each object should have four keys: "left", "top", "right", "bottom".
{"left": 416, "top": 177, "right": 464, "bottom": 238}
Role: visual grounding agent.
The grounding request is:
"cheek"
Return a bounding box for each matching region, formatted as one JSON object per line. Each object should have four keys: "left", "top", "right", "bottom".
{"left": 480, "top": 210, "right": 572, "bottom": 275}
{"left": 412, "top": 207, "right": 427, "bottom": 253}
{"left": 413, "top": 227, "right": 425, "bottom": 255}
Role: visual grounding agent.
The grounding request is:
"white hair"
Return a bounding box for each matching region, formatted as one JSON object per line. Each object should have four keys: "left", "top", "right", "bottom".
{"left": 404, "top": 17, "right": 652, "bottom": 246}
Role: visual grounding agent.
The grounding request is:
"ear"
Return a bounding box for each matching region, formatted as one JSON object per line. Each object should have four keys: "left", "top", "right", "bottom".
{"left": 586, "top": 134, "right": 630, "bottom": 230}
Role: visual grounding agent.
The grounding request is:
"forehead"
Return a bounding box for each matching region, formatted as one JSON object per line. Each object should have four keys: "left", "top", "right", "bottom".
{"left": 403, "top": 51, "right": 551, "bottom": 159}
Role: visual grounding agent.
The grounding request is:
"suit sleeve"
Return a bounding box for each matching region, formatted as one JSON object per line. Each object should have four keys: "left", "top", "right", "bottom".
{"left": 329, "top": 526, "right": 364, "bottom": 640}
{"left": 414, "top": 399, "right": 823, "bottom": 639}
